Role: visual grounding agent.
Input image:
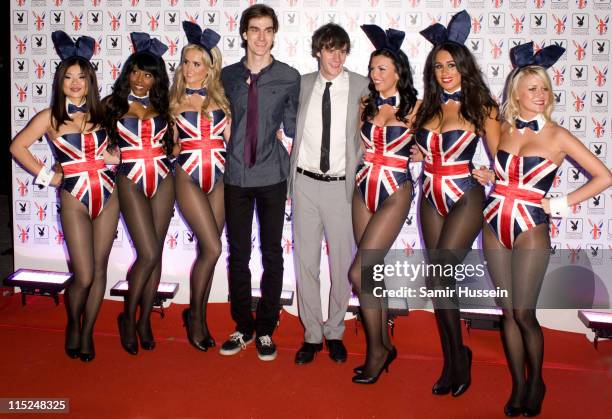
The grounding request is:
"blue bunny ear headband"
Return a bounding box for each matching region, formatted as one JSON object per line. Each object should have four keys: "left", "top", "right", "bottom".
{"left": 420, "top": 10, "right": 471, "bottom": 46}
{"left": 51, "top": 30, "right": 95, "bottom": 61}
{"left": 510, "top": 41, "right": 565, "bottom": 70}
{"left": 130, "top": 32, "right": 168, "bottom": 57}
{"left": 360, "top": 24, "right": 405, "bottom": 59}
{"left": 182, "top": 21, "right": 221, "bottom": 63}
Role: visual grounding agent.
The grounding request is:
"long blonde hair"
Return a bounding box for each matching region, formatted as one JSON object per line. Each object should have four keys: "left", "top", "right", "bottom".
{"left": 502, "top": 65, "right": 553, "bottom": 128}
{"left": 169, "top": 44, "right": 231, "bottom": 119}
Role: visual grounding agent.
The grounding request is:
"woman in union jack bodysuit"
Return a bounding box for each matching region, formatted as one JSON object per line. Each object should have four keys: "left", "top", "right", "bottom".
{"left": 479, "top": 42, "right": 611, "bottom": 417}
{"left": 413, "top": 10, "right": 500, "bottom": 398}
{"left": 104, "top": 33, "right": 175, "bottom": 356}
{"left": 169, "top": 22, "right": 231, "bottom": 351}
{"left": 348, "top": 24, "right": 419, "bottom": 385}
{"left": 10, "top": 31, "right": 120, "bottom": 363}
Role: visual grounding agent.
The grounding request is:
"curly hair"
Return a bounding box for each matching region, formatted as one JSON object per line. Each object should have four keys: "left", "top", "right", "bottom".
{"left": 104, "top": 51, "right": 174, "bottom": 154}
{"left": 169, "top": 44, "right": 231, "bottom": 119}
{"left": 362, "top": 49, "right": 418, "bottom": 124}
{"left": 415, "top": 42, "right": 498, "bottom": 135}
{"left": 50, "top": 57, "right": 105, "bottom": 131}
{"left": 502, "top": 65, "right": 553, "bottom": 129}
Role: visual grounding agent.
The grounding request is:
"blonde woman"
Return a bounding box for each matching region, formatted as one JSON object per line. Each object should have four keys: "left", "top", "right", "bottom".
{"left": 170, "top": 22, "right": 231, "bottom": 351}
{"left": 476, "top": 42, "right": 612, "bottom": 416}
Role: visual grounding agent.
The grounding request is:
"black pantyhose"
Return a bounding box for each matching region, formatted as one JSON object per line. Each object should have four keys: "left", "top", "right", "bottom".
{"left": 483, "top": 223, "right": 549, "bottom": 410}
{"left": 61, "top": 190, "right": 119, "bottom": 356}
{"left": 117, "top": 174, "right": 175, "bottom": 346}
{"left": 175, "top": 167, "right": 224, "bottom": 342}
{"left": 419, "top": 186, "right": 484, "bottom": 389}
{"left": 349, "top": 183, "right": 413, "bottom": 377}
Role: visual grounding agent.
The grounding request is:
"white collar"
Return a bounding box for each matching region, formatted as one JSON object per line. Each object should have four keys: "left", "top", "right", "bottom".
{"left": 317, "top": 69, "right": 347, "bottom": 87}
{"left": 516, "top": 113, "right": 547, "bottom": 135}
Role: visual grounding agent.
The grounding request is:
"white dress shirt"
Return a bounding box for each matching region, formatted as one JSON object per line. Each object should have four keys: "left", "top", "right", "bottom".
{"left": 297, "top": 70, "right": 350, "bottom": 176}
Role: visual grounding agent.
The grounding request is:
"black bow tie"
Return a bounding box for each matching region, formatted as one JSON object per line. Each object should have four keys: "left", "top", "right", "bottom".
{"left": 185, "top": 87, "right": 207, "bottom": 96}
{"left": 67, "top": 103, "right": 88, "bottom": 114}
{"left": 440, "top": 90, "right": 462, "bottom": 103}
{"left": 515, "top": 119, "right": 539, "bottom": 132}
{"left": 375, "top": 95, "right": 397, "bottom": 107}
{"left": 128, "top": 94, "right": 150, "bottom": 107}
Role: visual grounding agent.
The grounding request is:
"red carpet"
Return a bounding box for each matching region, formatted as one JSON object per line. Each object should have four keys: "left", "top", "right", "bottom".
{"left": 0, "top": 292, "right": 610, "bottom": 418}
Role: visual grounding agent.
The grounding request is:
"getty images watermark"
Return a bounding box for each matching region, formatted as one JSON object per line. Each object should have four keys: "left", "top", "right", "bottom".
{"left": 371, "top": 260, "right": 508, "bottom": 299}
{"left": 358, "top": 249, "right": 612, "bottom": 310}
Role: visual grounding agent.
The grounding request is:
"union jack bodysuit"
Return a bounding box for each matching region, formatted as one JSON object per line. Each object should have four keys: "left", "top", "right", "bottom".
{"left": 356, "top": 122, "right": 413, "bottom": 212}
{"left": 50, "top": 129, "right": 115, "bottom": 219}
{"left": 484, "top": 149, "right": 558, "bottom": 249}
{"left": 116, "top": 116, "right": 170, "bottom": 198}
{"left": 176, "top": 109, "right": 227, "bottom": 193}
{"left": 415, "top": 129, "right": 480, "bottom": 216}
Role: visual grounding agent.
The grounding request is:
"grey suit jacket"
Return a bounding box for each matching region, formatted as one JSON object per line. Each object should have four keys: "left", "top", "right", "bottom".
{"left": 288, "top": 69, "right": 369, "bottom": 201}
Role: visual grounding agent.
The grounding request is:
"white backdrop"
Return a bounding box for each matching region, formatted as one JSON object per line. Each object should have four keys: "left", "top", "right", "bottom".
{"left": 10, "top": 0, "right": 611, "bottom": 333}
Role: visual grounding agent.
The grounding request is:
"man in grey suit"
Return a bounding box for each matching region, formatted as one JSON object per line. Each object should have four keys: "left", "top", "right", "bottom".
{"left": 289, "top": 23, "right": 369, "bottom": 364}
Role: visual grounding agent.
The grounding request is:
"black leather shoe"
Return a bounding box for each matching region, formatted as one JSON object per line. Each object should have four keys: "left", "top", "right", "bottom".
{"left": 432, "top": 380, "right": 452, "bottom": 395}
{"left": 295, "top": 342, "right": 323, "bottom": 365}
{"left": 137, "top": 324, "right": 156, "bottom": 351}
{"left": 451, "top": 346, "right": 472, "bottom": 397}
{"left": 182, "top": 309, "right": 212, "bottom": 352}
{"left": 523, "top": 383, "right": 546, "bottom": 417}
{"left": 326, "top": 339, "right": 347, "bottom": 363}
{"left": 65, "top": 323, "right": 80, "bottom": 359}
{"left": 504, "top": 403, "right": 523, "bottom": 417}
{"left": 117, "top": 313, "right": 138, "bottom": 355}
{"left": 352, "top": 346, "right": 396, "bottom": 385}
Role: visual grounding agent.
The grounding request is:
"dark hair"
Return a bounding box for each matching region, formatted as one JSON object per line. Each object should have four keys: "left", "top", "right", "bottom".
{"left": 415, "top": 42, "right": 498, "bottom": 135}
{"left": 239, "top": 4, "right": 279, "bottom": 49}
{"left": 362, "top": 49, "right": 418, "bottom": 124}
{"left": 311, "top": 23, "right": 351, "bottom": 57}
{"left": 104, "top": 51, "right": 174, "bottom": 154}
{"left": 50, "top": 57, "right": 104, "bottom": 131}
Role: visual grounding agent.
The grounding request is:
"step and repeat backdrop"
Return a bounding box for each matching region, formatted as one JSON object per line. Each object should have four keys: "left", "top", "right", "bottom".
{"left": 10, "top": 0, "right": 611, "bottom": 332}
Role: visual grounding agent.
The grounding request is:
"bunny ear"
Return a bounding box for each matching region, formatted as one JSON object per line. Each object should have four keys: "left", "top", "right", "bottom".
{"left": 446, "top": 10, "right": 471, "bottom": 45}
{"left": 130, "top": 32, "right": 168, "bottom": 57}
{"left": 52, "top": 30, "right": 77, "bottom": 60}
{"left": 74, "top": 35, "right": 95, "bottom": 60}
{"left": 200, "top": 28, "right": 221, "bottom": 51}
{"left": 510, "top": 41, "right": 535, "bottom": 68}
{"left": 386, "top": 28, "right": 405, "bottom": 52}
{"left": 419, "top": 23, "right": 447, "bottom": 46}
{"left": 361, "top": 24, "right": 389, "bottom": 51}
{"left": 182, "top": 21, "right": 219, "bottom": 62}
{"left": 534, "top": 44, "right": 565, "bottom": 69}
{"left": 182, "top": 21, "right": 203, "bottom": 46}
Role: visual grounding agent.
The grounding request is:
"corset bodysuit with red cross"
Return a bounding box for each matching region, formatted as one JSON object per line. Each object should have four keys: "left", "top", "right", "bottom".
{"left": 51, "top": 129, "right": 115, "bottom": 219}
{"left": 415, "top": 128, "right": 481, "bottom": 217}
{"left": 484, "top": 149, "right": 559, "bottom": 249}
{"left": 116, "top": 116, "right": 170, "bottom": 198}
{"left": 176, "top": 109, "right": 227, "bottom": 194}
{"left": 355, "top": 121, "right": 413, "bottom": 213}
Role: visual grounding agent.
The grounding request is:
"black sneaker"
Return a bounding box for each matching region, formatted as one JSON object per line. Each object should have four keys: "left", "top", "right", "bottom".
{"left": 256, "top": 335, "right": 277, "bottom": 361}
{"left": 219, "top": 331, "right": 254, "bottom": 356}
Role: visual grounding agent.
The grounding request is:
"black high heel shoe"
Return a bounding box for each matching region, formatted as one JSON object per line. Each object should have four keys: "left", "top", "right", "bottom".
{"left": 504, "top": 402, "right": 524, "bottom": 417}
{"left": 65, "top": 323, "right": 80, "bottom": 359}
{"left": 353, "top": 346, "right": 397, "bottom": 375}
{"left": 451, "top": 346, "right": 472, "bottom": 397}
{"left": 79, "top": 337, "right": 95, "bottom": 363}
{"left": 523, "top": 383, "right": 546, "bottom": 417}
{"left": 182, "top": 309, "right": 210, "bottom": 352}
{"left": 137, "top": 322, "right": 156, "bottom": 351}
{"left": 432, "top": 378, "right": 452, "bottom": 395}
{"left": 117, "top": 313, "right": 138, "bottom": 355}
{"left": 352, "top": 346, "right": 397, "bottom": 384}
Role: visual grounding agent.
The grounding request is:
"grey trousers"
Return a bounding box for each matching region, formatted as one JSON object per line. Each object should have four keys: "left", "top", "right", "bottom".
{"left": 292, "top": 172, "right": 354, "bottom": 343}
